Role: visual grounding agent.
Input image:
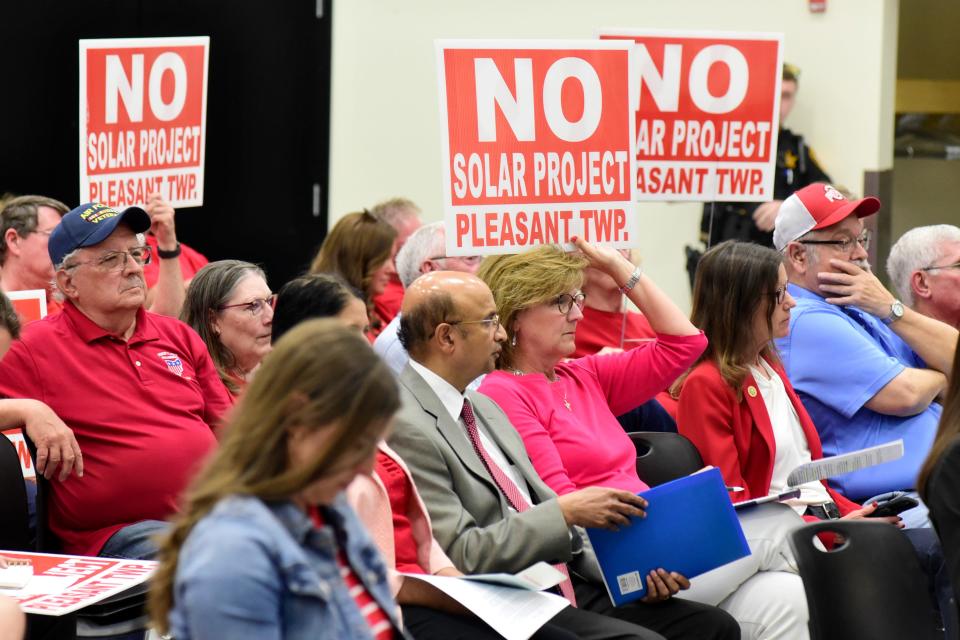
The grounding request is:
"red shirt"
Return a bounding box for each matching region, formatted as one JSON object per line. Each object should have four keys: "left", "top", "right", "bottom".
{"left": 0, "top": 301, "right": 231, "bottom": 555}
{"left": 572, "top": 306, "right": 656, "bottom": 358}
{"left": 374, "top": 451, "right": 424, "bottom": 575}
{"left": 310, "top": 507, "right": 395, "bottom": 640}
{"left": 372, "top": 277, "right": 404, "bottom": 330}
{"left": 142, "top": 235, "right": 210, "bottom": 288}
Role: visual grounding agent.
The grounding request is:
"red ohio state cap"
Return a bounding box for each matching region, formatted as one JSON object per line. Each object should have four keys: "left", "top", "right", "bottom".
{"left": 773, "top": 183, "right": 881, "bottom": 251}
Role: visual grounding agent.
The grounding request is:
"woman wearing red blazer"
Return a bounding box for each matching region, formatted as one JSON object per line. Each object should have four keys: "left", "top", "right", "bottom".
{"left": 676, "top": 241, "right": 898, "bottom": 524}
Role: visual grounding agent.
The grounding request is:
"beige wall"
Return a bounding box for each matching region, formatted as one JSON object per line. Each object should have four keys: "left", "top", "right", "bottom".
{"left": 330, "top": 0, "right": 899, "bottom": 311}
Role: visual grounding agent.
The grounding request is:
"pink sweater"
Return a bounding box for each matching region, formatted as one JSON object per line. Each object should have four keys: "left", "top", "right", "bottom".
{"left": 478, "top": 332, "right": 707, "bottom": 495}
{"left": 345, "top": 441, "right": 456, "bottom": 598}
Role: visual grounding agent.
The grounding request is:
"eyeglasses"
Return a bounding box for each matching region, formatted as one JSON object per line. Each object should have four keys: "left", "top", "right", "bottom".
{"left": 797, "top": 230, "right": 871, "bottom": 254}
{"left": 555, "top": 292, "right": 587, "bottom": 315}
{"left": 770, "top": 285, "right": 787, "bottom": 305}
{"left": 919, "top": 261, "right": 960, "bottom": 272}
{"left": 427, "top": 255, "right": 483, "bottom": 266}
{"left": 218, "top": 294, "right": 277, "bottom": 316}
{"left": 64, "top": 245, "right": 152, "bottom": 272}
{"left": 447, "top": 314, "right": 500, "bottom": 331}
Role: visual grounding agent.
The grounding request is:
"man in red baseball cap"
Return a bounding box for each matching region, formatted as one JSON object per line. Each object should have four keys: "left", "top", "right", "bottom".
{"left": 774, "top": 182, "right": 957, "bottom": 519}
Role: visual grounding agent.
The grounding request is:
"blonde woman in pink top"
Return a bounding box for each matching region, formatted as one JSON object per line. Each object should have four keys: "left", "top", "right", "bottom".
{"left": 477, "top": 238, "right": 706, "bottom": 497}
{"left": 478, "top": 239, "right": 811, "bottom": 640}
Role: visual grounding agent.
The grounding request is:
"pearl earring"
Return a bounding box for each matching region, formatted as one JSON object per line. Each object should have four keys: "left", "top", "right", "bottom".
{"left": 511, "top": 333, "right": 517, "bottom": 347}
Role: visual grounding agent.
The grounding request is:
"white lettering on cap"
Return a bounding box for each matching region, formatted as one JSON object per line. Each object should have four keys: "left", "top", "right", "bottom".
{"left": 823, "top": 184, "right": 845, "bottom": 202}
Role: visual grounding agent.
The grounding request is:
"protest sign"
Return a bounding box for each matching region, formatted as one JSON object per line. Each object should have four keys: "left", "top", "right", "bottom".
{"left": 0, "top": 551, "right": 155, "bottom": 616}
{"left": 80, "top": 36, "right": 209, "bottom": 208}
{"left": 437, "top": 40, "right": 639, "bottom": 255}
{"left": 3, "top": 290, "right": 47, "bottom": 480}
{"left": 600, "top": 30, "right": 782, "bottom": 202}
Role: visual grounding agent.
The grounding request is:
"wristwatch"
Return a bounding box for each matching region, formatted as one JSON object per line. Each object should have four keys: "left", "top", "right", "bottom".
{"left": 881, "top": 300, "right": 904, "bottom": 325}
{"left": 618, "top": 265, "right": 643, "bottom": 294}
{"left": 157, "top": 242, "right": 182, "bottom": 260}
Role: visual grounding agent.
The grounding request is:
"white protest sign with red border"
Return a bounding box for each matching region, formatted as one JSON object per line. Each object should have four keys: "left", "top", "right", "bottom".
{"left": 599, "top": 30, "right": 782, "bottom": 202}
{"left": 0, "top": 551, "right": 155, "bottom": 616}
{"left": 80, "top": 36, "right": 209, "bottom": 209}
{"left": 437, "top": 40, "right": 639, "bottom": 256}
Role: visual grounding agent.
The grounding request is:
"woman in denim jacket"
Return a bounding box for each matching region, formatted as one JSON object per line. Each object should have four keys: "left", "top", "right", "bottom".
{"left": 150, "top": 319, "right": 405, "bottom": 639}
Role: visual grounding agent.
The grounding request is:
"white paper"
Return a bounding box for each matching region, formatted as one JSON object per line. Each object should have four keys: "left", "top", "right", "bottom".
{"left": 460, "top": 562, "right": 565, "bottom": 590}
{"left": 1, "top": 575, "right": 75, "bottom": 596}
{"left": 402, "top": 573, "right": 569, "bottom": 640}
{"left": 0, "top": 564, "right": 33, "bottom": 590}
{"left": 787, "top": 440, "right": 904, "bottom": 487}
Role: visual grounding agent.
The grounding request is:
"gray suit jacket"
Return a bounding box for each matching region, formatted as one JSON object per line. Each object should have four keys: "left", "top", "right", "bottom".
{"left": 388, "top": 363, "right": 601, "bottom": 581}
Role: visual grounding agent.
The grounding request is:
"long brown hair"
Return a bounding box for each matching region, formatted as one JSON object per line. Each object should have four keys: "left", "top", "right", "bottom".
{"left": 918, "top": 344, "right": 960, "bottom": 500}
{"left": 309, "top": 210, "right": 396, "bottom": 299}
{"left": 149, "top": 319, "right": 399, "bottom": 633}
{"left": 477, "top": 245, "right": 587, "bottom": 370}
{"left": 180, "top": 260, "right": 267, "bottom": 394}
{"left": 675, "top": 241, "right": 783, "bottom": 395}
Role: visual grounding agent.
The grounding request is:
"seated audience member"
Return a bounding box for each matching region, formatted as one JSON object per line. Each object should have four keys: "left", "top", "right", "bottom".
{"left": 887, "top": 224, "right": 960, "bottom": 329}
{"left": 773, "top": 183, "right": 958, "bottom": 523}
{"left": 374, "top": 221, "right": 482, "bottom": 374}
{"left": 347, "top": 431, "right": 576, "bottom": 639}
{"left": 575, "top": 249, "right": 677, "bottom": 431}
{"left": 0, "top": 291, "right": 20, "bottom": 358}
{"left": 919, "top": 345, "right": 960, "bottom": 623}
{"left": 0, "top": 195, "right": 68, "bottom": 314}
{"left": 675, "top": 241, "right": 955, "bottom": 633}
{"left": 0, "top": 202, "right": 231, "bottom": 558}
{"left": 309, "top": 209, "right": 397, "bottom": 341}
{"left": 140, "top": 192, "right": 205, "bottom": 317}
{"left": 371, "top": 197, "right": 423, "bottom": 327}
{"left": 272, "top": 272, "right": 369, "bottom": 340}
{"left": 477, "top": 240, "right": 807, "bottom": 639}
{"left": 389, "top": 271, "right": 739, "bottom": 640}
{"left": 150, "top": 320, "right": 403, "bottom": 640}
{"left": 181, "top": 260, "right": 274, "bottom": 398}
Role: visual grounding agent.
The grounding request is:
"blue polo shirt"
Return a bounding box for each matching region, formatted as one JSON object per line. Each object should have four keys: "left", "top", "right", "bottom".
{"left": 775, "top": 284, "right": 940, "bottom": 501}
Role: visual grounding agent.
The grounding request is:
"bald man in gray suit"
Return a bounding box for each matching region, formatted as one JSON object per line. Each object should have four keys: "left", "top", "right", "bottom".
{"left": 388, "top": 271, "right": 739, "bottom": 640}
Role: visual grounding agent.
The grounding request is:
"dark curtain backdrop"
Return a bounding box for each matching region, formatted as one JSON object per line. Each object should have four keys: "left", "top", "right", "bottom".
{"left": 0, "top": 0, "right": 332, "bottom": 289}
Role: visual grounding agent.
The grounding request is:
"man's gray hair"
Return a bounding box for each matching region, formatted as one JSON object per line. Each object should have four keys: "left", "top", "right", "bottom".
{"left": 887, "top": 224, "right": 960, "bottom": 306}
{"left": 370, "top": 197, "right": 421, "bottom": 231}
{"left": 396, "top": 222, "right": 445, "bottom": 288}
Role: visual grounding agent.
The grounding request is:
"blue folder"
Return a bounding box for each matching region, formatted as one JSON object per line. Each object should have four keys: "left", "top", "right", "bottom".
{"left": 586, "top": 468, "right": 750, "bottom": 606}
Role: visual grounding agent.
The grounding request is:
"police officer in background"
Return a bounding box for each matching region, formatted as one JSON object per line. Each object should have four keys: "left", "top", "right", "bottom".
{"left": 700, "top": 63, "right": 831, "bottom": 248}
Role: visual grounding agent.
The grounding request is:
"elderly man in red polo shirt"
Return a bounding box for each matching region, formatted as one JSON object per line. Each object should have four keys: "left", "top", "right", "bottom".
{"left": 0, "top": 202, "right": 231, "bottom": 559}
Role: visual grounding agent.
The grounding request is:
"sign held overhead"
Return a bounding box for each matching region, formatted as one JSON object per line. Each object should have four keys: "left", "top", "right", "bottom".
{"left": 80, "top": 36, "right": 210, "bottom": 209}
{"left": 437, "top": 40, "right": 639, "bottom": 256}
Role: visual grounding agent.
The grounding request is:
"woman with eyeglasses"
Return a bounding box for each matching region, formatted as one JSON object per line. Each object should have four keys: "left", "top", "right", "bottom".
{"left": 309, "top": 210, "right": 398, "bottom": 341}
{"left": 181, "top": 260, "right": 274, "bottom": 397}
{"left": 478, "top": 241, "right": 818, "bottom": 638}
{"left": 477, "top": 238, "right": 705, "bottom": 498}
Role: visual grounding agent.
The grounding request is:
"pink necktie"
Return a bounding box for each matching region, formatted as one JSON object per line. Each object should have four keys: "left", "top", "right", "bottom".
{"left": 461, "top": 398, "right": 577, "bottom": 607}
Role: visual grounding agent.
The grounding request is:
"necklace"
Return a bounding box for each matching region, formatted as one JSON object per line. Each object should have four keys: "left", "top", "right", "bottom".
{"left": 510, "top": 368, "right": 572, "bottom": 411}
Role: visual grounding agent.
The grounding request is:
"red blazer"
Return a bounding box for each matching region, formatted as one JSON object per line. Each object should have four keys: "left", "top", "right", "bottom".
{"left": 677, "top": 358, "right": 859, "bottom": 515}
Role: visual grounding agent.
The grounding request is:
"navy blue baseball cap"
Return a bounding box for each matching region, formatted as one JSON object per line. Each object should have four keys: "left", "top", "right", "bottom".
{"left": 49, "top": 202, "right": 151, "bottom": 266}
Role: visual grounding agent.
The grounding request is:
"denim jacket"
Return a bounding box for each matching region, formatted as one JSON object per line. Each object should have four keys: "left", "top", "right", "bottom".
{"left": 169, "top": 494, "right": 406, "bottom": 639}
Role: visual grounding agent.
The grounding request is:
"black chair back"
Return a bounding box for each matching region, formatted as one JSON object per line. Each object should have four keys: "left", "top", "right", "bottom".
{"left": 0, "top": 433, "right": 31, "bottom": 550}
{"left": 788, "top": 520, "right": 942, "bottom": 640}
{"left": 628, "top": 431, "right": 704, "bottom": 487}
